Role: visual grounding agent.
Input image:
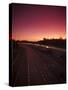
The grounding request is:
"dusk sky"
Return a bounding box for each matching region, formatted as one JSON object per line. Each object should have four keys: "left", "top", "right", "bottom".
{"left": 12, "top": 4, "right": 66, "bottom": 41}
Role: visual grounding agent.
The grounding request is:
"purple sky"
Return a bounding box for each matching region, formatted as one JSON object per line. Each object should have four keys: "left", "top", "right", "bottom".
{"left": 12, "top": 4, "right": 66, "bottom": 41}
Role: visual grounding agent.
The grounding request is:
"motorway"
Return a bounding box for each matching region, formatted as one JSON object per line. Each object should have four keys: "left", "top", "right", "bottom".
{"left": 13, "top": 43, "right": 66, "bottom": 86}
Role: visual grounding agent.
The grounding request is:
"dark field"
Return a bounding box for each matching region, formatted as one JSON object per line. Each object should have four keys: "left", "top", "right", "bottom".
{"left": 9, "top": 40, "right": 66, "bottom": 86}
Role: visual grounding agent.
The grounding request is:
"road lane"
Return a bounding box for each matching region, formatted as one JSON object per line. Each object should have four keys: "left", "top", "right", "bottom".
{"left": 13, "top": 43, "right": 66, "bottom": 86}
{"left": 25, "top": 45, "right": 48, "bottom": 85}
{"left": 21, "top": 43, "right": 66, "bottom": 85}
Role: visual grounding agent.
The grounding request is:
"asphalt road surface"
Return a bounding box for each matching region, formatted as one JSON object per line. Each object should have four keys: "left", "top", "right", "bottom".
{"left": 12, "top": 43, "right": 66, "bottom": 86}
